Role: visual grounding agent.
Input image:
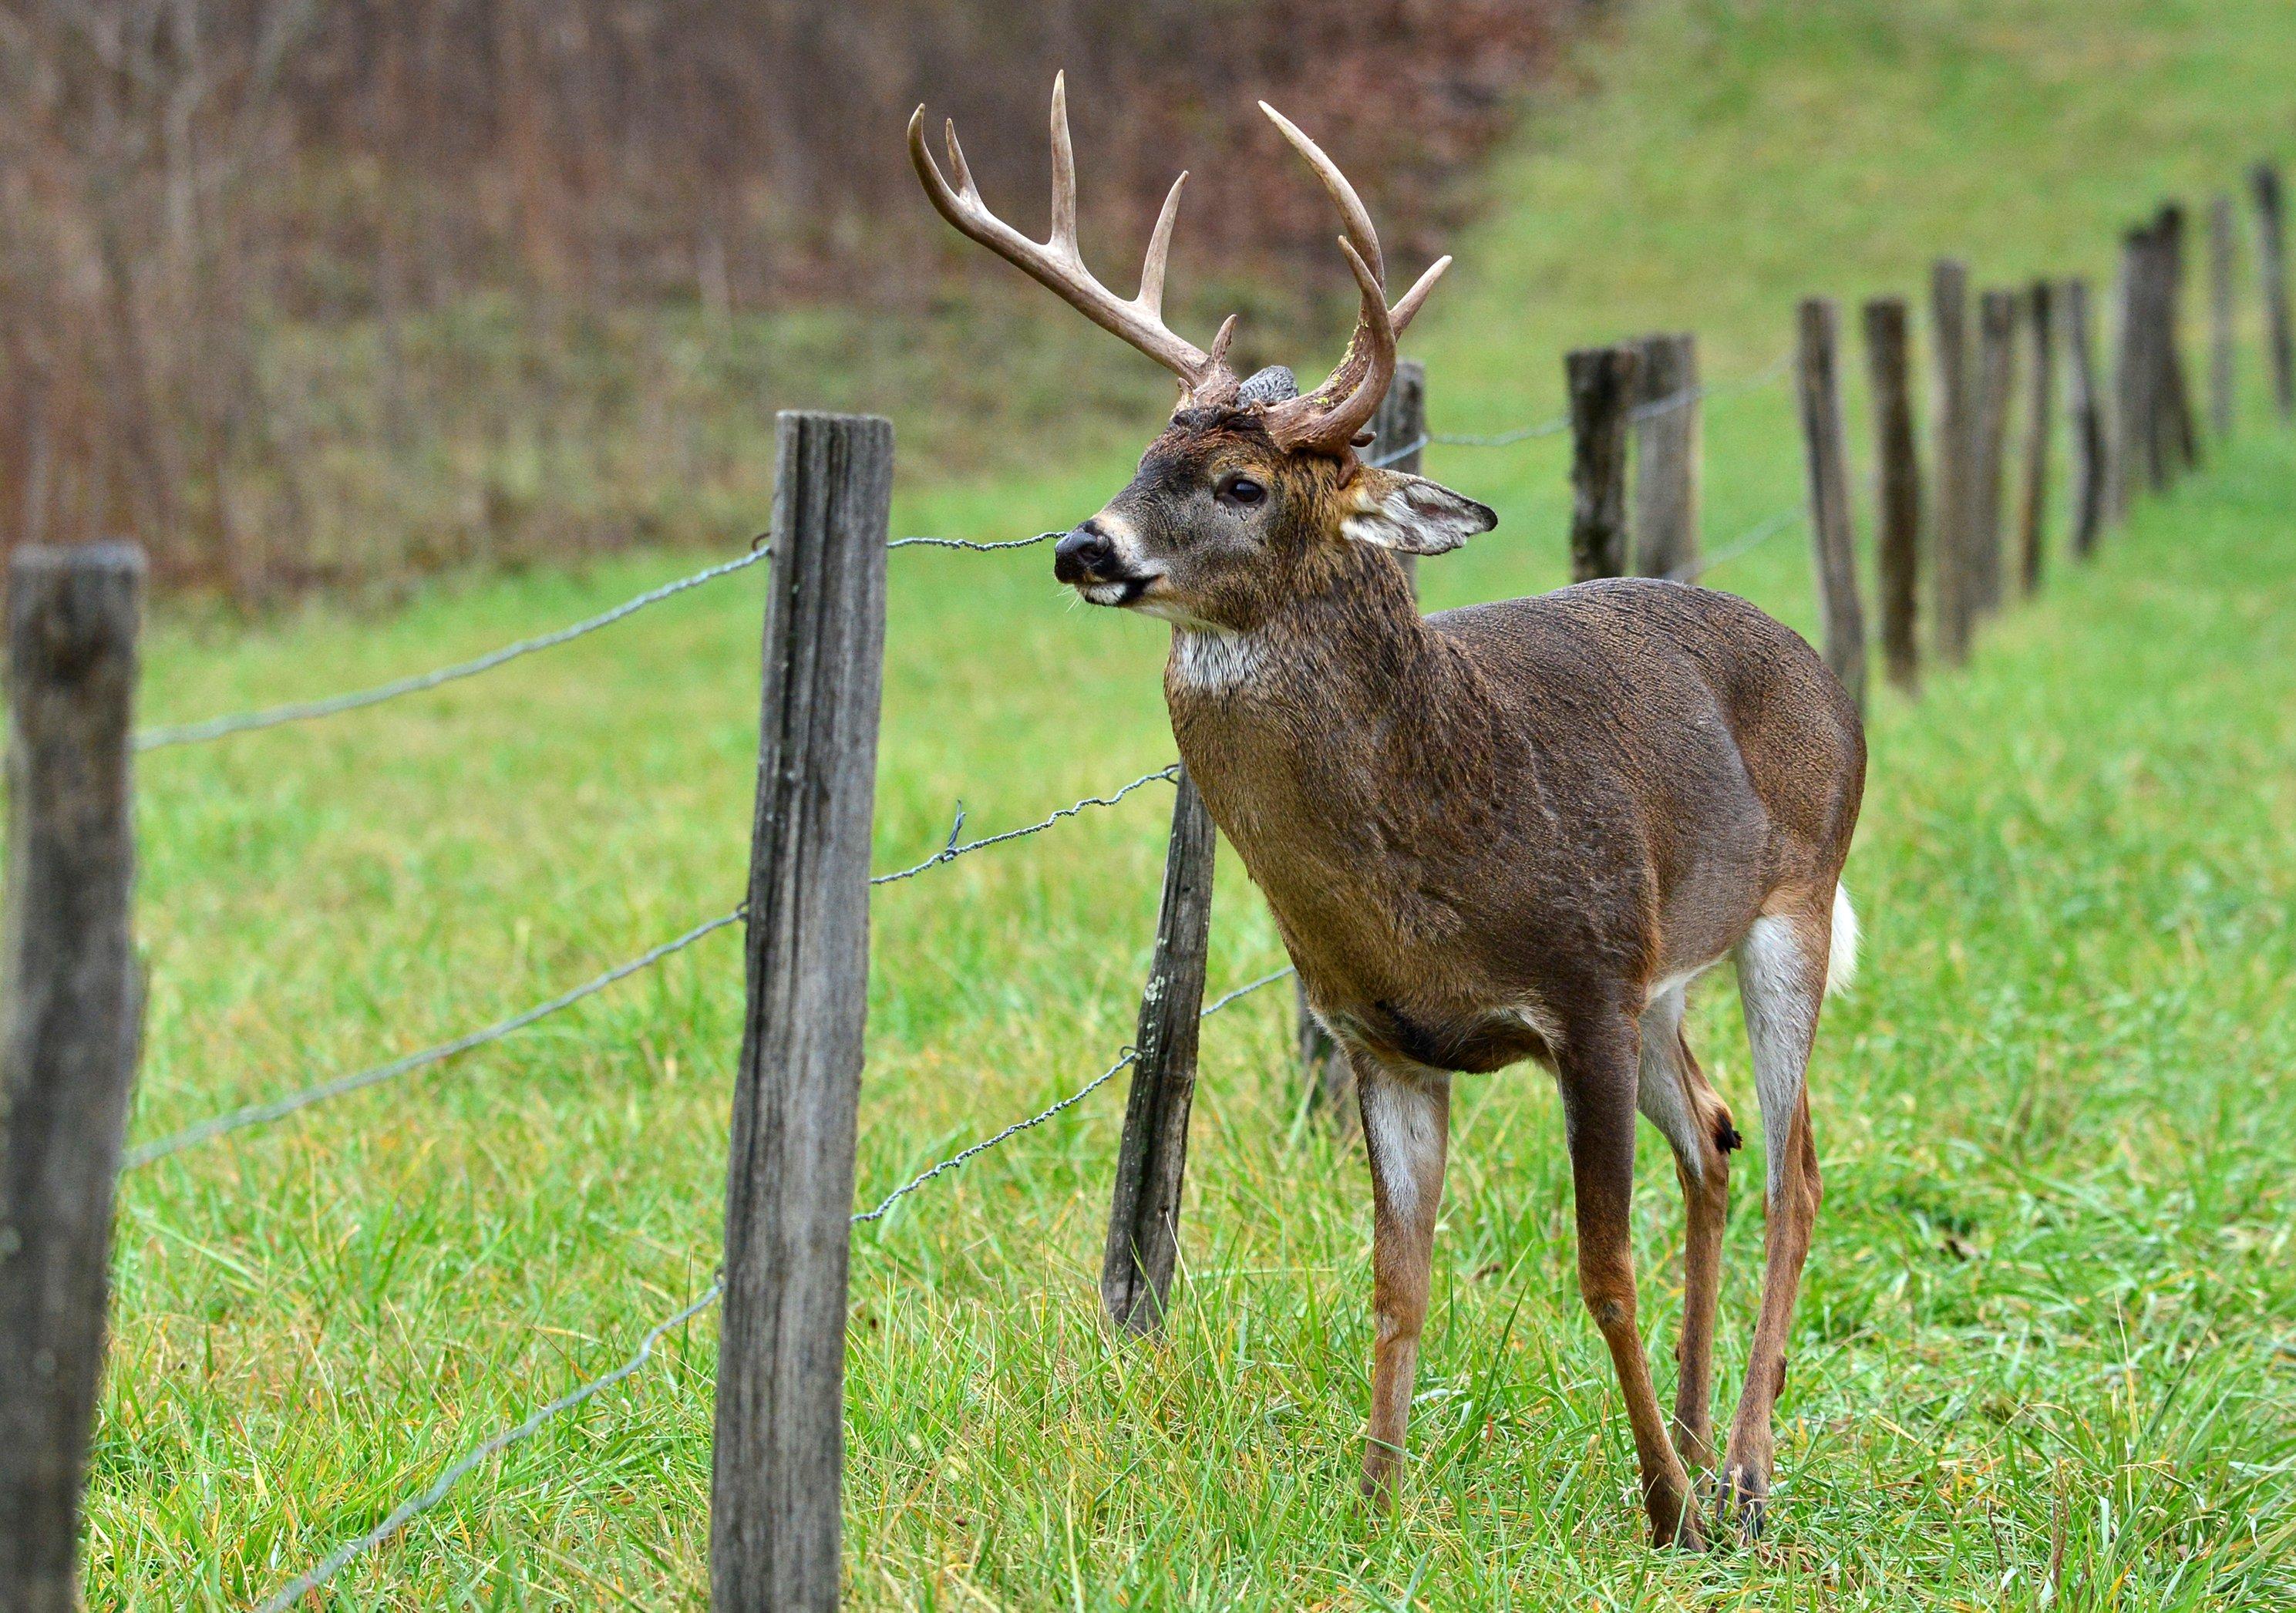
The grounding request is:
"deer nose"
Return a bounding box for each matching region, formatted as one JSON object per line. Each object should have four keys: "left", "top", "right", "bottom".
{"left": 1054, "top": 523, "right": 1116, "bottom": 584}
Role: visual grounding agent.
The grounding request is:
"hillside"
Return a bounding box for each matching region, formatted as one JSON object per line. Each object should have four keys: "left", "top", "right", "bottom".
{"left": 96, "top": 0, "right": 2296, "bottom": 1605}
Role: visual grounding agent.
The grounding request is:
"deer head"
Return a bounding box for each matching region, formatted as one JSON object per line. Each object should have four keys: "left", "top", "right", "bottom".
{"left": 909, "top": 77, "right": 1494, "bottom": 634}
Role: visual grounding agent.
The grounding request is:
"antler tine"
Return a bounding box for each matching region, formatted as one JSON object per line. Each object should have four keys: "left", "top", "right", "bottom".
{"left": 907, "top": 83, "right": 1234, "bottom": 396}
{"left": 1263, "top": 236, "right": 1397, "bottom": 455}
{"left": 1259, "top": 102, "right": 1385, "bottom": 285}
{"left": 1257, "top": 103, "right": 1457, "bottom": 456}
{"left": 1049, "top": 72, "right": 1079, "bottom": 257}
{"left": 1139, "top": 172, "right": 1187, "bottom": 317}
{"left": 1390, "top": 255, "right": 1452, "bottom": 335}
{"left": 941, "top": 119, "right": 977, "bottom": 200}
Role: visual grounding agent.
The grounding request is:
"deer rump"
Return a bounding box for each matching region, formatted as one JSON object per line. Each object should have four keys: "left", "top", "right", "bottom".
{"left": 1175, "top": 576, "right": 1866, "bottom": 1079}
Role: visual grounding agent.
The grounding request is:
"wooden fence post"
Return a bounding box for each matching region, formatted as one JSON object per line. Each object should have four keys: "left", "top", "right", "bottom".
{"left": 1630, "top": 332, "right": 1701, "bottom": 578}
{"left": 1861, "top": 297, "right": 1921, "bottom": 693}
{"left": 1970, "top": 287, "right": 2020, "bottom": 621}
{"left": 2065, "top": 277, "right": 2109, "bottom": 557}
{"left": 2114, "top": 227, "right": 2160, "bottom": 505}
{"left": 711, "top": 411, "right": 892, "bottom": 1613}
{"left": 2253, "top": 161, "right": 2295, "bottom": 420}
{"left": 2210, "top": 193, "right": 2237, "bottom": 440}
{"left": 2016, "top": 281, "right": 2058, "bottom": 598}
{"left": 1567, "top": 345, "right": 1640, "bottom": 582}
{"left": 1929, "top": 259, "right": 1976, "bottom": 664}
{"left": 0, "top": 544, "right": 144, "bottom": 1613}
{"left": 1795, "top": 298, "right": 1867, "bottom": 710}
{"left": 2156, "top": 204, "right": 2200, "bottom": 474}
{"left": 1298, "top": 359, "right": 1424, "bottom": 1119}
{"left": 1102, "top": 770, "right": 1217, "bottom": 1334}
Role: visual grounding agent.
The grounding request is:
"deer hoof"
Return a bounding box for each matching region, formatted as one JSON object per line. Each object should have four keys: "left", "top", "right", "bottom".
{"left": 1719, "top": 1462, "right": 1770, "bottom": 1542}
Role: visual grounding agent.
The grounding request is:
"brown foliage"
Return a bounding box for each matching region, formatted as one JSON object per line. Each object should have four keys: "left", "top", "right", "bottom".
{"left": 0, "top": 0, "right": 1573, "bottom": 595}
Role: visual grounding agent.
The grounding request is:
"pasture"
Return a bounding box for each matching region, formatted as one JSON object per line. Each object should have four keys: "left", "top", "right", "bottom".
{"left": 86, "top": 0, "right": 2296, "bottom": 1605}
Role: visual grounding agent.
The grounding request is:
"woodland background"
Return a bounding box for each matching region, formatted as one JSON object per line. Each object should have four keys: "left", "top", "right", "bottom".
{"left": 0, "top": 0, "right": 1574, "bottom": 594}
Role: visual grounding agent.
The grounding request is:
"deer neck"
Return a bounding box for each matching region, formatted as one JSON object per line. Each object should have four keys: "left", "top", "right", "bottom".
{"left": 1163, "top": 549, "right": 1498, "bottom": 854}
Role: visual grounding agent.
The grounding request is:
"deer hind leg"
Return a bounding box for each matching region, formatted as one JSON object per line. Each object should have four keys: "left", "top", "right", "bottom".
{"left": 1721, "top": 895, "right": 1836, "bottom": 1540}
{"left": 1560, "top": 1011, "right": 1701, "bottom": 1547}
{"left": 1352, "top": 1050, "right": 1451, "bottom": 1507}
{"left": 1636, "top": 978, "right": 1738, "bottom": 1475}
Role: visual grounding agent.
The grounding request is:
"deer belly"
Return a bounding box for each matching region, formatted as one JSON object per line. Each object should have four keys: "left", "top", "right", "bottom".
{"left": 1323, "top": 998, "right": 1557, "bottom": 1075}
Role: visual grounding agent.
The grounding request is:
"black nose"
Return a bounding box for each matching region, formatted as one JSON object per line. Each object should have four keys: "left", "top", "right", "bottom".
{"left": 1054, "top": 523, "right": 1115, "bottom": 584}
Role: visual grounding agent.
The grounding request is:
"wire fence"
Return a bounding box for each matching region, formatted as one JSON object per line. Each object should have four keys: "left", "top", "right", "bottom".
{"left": 1391, "top": 347, "right": 1792, "bottom": 458}
{"left": 96, "top": 334, "right": 1815, "bottom": 1608}
{"left": 126, "top": 764, "right": 1183, "bottom": 1170}
{"left": 251, "top": 962, "right": 1296, "bottom": 1611}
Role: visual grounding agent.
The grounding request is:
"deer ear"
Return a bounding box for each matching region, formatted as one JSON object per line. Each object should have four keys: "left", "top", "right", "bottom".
{"left": 1341, "top": 470, "right": 1496, "bottom": 556}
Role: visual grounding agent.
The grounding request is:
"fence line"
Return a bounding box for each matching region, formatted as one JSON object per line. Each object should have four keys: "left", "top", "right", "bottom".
{"left": 253, "top": 961, "right": 1294, "bottom": 1611}
{"left": 123, "top": 907, "right": 748, "bottom": 1168}
{"left": 1415, "top": 348, "right": 1791, "bottom": 452}
{"left": 251, "top": 1275, "right": 727, "bottom": 1613}
{"left": 1664, "top": 506, "right": 1806, "bottom": 583}
{"left": 22, "top": 142, "right": 2271, "bottom": 1605}
{"left": 868, "top": 765, "right": 1177, "bottom": 886}
{"left": 137, "top": 530, "right": 1069, "bottom": 753}
{"left": 888, "top": 530, "right": 1059, "bottom": 552}
{"left": 130, "top": 764, "right": 1181, "bottom": 1170}
{"left": 135, "top": 545, "right": 771, "bottom": 750}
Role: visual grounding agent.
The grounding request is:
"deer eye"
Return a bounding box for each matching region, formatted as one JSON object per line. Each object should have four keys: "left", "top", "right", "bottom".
{"left": 1217, "top": 473, "right": 1267, "bottom": 510}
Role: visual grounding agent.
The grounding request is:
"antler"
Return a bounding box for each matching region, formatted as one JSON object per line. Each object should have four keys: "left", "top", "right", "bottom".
{"left": 908, "top": 74, "right": 1240, "bottom": 404}
{"left": 1256, "top": 103, "right": 1453, "bottom": 457}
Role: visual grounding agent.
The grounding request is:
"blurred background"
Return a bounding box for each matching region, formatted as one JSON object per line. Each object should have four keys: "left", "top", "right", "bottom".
{"left": 0, "top": 0, "right": 1571, "bottom": 594}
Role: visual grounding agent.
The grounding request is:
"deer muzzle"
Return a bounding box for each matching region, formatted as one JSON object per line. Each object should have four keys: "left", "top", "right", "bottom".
{"left": 1054, "top": 517, "right": 1154, "bottom": 604}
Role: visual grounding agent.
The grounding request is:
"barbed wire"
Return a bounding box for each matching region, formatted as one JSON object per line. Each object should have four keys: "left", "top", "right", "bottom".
{"left": 1663, "top": 505, "right": 1807, "bottom": 584}
{"left": 123, "top": 907, "right": 749, "bottom": 1169}
{"left": 136, "top": 529, "right": 1071, "bottom": 753}
{"left": 889, "top": 530, "right": 1059, "bottom": 553}
{"left": 136, "top": 545, "right": 773, "bottom": 750}
{"left": 129, "top": 767, "right": 1179, "bottom": 1169}
{"left": 870, "top": 765, "right": 1177, "bottom": 885}
{"left": 1414, "top": 349, "right": 1792, "bottom": 455}
{"left": 251, "top": 960, "right": 1295, "bottom": 1608}
{"left": 1628, "top": 349, "right": 1793, "bottom": 423}
{"left": 251, "top": 1275, "right": 725, "bottom": 1613}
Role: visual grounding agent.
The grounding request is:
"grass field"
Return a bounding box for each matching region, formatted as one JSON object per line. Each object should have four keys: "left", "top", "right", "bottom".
{"left": 93, "top": 0, "right": 2296, "bottom": 1605}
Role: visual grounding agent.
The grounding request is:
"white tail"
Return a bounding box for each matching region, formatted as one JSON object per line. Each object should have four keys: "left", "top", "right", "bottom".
{"left": 1827, "top": 883, "right": 1860, "bottom": 995}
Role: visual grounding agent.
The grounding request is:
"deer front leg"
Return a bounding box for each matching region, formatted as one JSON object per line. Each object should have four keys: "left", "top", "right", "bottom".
{"left": 1352, "top": 1052, "right": 1451, "bottom": 1507}
{"left": 1560, "top": 1012, "right": 1702, "bottom": 1547}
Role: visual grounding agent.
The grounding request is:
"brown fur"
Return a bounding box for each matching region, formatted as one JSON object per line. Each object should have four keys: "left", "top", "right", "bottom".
{"left": 1061, "top": 416, "right": 1865, "bottom": 1545}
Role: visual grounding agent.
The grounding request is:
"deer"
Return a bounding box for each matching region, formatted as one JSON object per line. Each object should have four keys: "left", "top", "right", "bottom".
{"left": 908, "top": 78, "right": 1865, "bottom": 1548}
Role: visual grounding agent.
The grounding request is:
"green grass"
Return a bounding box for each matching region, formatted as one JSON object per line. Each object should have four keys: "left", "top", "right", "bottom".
{"left": 91, "top": 0, "right": 2296, "bottom": 1605}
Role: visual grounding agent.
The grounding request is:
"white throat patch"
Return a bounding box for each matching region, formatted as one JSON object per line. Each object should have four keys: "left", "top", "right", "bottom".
{"left": 1169, "top": 628, "right": 1264, "bottom": 693}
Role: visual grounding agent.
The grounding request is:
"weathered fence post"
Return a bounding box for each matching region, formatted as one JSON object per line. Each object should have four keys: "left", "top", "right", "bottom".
{"left": 2016, "top": 281, "right": 2058, "bottom": 598}
{"left": 1630, "top": 332, "right": 1701, "bottom": 578}
{"left": 711, "top": 411, "right": 892, "bottom": 1613}
{"left": 1862, "top": 297, "right": 1921, "bottom": 693}
{"left": 2065, "top": 277, "right": 2109, "bottom": 557}
{"left": 1567, "top": 345, "right": 1640, "bottom": 582}
{"left": 2253, "top": 161, "right": 2295, "bottom": 420}
{"left": 0, "top": 543, "right": 143, "bottom": 1613}
{"left": 1929, "top": 259, "right": 1976, "bottom": 664}
{"left": 2210, "top": 193, "right": 2237, "bottom": 440}
{"left": 1795, "top": 298, "right": 1867, "bottom": 710}
{"left": 1299, "top": 359, "right": 1424, "bottom": 1119}
{"left": 1970, "top": 287, "right": 2020, "bottom": 620}
{"left": 2156, "top": 204, "right": 2200, "bottom": 474}
{"left": 1102, "top": 770, "right": 1217, "bottom": 1334}
{"left": 2114, "top": 227, "right": 2160, "bottom": 505}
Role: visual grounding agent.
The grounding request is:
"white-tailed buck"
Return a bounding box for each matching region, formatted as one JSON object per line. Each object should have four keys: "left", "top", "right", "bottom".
{"left": 910, "top": 78, "right": 1864, "bottom": 1547}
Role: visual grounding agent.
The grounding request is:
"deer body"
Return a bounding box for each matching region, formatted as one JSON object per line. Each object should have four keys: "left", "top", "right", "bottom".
{"left": 1169, "top": 562, "right": 1860, "bottom": 1083}
{"left": 911, "top": 79, "right": 1866, "bottom": 1547}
